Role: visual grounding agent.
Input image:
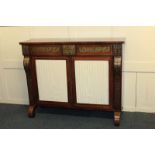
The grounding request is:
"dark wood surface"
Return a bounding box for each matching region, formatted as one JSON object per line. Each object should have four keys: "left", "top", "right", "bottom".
{"left": 20, "top": 38, "right": 124, "bottom": 126}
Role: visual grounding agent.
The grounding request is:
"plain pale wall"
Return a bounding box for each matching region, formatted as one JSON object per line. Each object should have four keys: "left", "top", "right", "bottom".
{"left": 0, "top": 26, "right": 155, "bottom": 112}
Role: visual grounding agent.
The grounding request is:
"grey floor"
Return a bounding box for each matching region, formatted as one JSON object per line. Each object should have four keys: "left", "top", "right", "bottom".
{"left": 0, "top": 103, "right": 155, "bottom": 129}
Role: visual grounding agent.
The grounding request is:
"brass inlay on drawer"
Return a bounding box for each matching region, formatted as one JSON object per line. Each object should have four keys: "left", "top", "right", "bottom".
{"left": 30, "top": 46, "right": 61, "bottom": 53}
{"left": 78, "top": 46, "right": 111, "bottom": 53}
{"left": 63, "top": 45, "right": 75, "bottom": 55}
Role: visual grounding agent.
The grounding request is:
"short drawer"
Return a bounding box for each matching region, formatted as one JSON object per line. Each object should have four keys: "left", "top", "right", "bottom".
{"left": 30, "top": 45, "right": 62, "bottom": 56}
{"left": 76, "top": 45, "right": 112, "bottom": 56}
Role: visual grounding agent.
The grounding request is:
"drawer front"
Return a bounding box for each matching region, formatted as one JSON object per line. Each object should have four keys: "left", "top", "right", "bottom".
{"left": 30, "top": 45, "right": 62, "bottom": 56}
{"left": 77, "top": 45, "right": 112, "bottom": 55}
{"left": 29, "top": 44, "right": 112, "bottom": 56}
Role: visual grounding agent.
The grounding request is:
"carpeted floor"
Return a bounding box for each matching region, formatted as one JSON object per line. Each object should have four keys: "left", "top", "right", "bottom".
{"left": 0, "top": 103, "right": 155, "bottom": 129}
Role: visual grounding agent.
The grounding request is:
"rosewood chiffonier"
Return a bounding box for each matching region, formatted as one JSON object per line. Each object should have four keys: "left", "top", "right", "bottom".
{"left": 20, "top": 38, "right": 124, "bottom": 126}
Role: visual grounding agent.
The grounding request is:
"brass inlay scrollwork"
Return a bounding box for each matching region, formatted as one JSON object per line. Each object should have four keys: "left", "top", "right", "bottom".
{"left": 63, "top": 45, "right": 75, "bottom": 55}
{"left": 31, "top": 46, "right": 61, "bottom": 53}
{"left": 45, "top": 46, "right": 60, "bottom": 53}
{"left": 78, "top": 46, "right": 110, "bottom": 53}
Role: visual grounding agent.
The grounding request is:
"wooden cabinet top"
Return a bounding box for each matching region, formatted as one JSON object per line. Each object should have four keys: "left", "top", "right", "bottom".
{"left": 20, "top": 38, "right": 125, "bottom": 45}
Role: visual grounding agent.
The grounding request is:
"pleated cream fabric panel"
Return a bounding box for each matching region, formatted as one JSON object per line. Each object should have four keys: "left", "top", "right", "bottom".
{"left": 75, "top": 60, "right": 109, "bottom": 105}
{"left": 36, "top": 60, "right": 68, "bottom": 102}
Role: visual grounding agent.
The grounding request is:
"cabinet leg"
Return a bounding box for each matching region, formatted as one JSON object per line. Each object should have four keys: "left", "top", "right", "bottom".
{"left": 28, "top": 105, "right": 37, "bottom": 118}
{"left": 114, "top": 111, "right": 121, "bottom": 126}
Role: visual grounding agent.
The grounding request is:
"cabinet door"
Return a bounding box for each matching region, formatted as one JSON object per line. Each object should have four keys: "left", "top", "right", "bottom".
{"left": 35, "top": 59, "right": 68, "bottom": 102}
{"left": 75, "top": 59, "right": 109, "bottom": 105}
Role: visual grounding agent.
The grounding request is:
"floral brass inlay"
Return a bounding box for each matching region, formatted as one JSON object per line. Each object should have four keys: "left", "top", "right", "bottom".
{"left": 78, "top": 46, "right": 110, "bottom": 53}
{"left": 63, "top": 45, "right": 75, "bottom": 55}
{"left": 31, "top": 46, "right": 61, "bottom": 53}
